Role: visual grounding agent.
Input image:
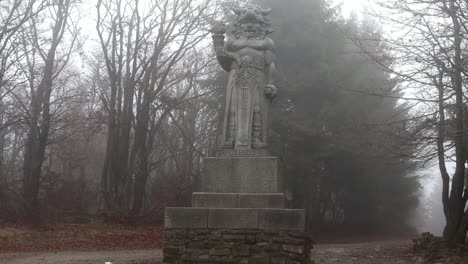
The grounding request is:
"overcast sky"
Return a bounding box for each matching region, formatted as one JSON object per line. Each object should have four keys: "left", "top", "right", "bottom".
{"left": 336, "top": 0, "right": 368, "bottom": 17}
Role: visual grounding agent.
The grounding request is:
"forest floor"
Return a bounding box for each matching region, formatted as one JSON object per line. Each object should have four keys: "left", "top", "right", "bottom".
{"left": 0, "top": 224, "right": 163, "bottom": 252}
{"left": 311, "top": 239, "right": 419, "bottom": 264}
{"left": 0, "top": 240, "right": 418, "bottom": 264}
{"left": 0, "top": 249, "right": 161, "bottom": 264}
{"left": 1, "top": 224, "right": 463, "bottom": 263}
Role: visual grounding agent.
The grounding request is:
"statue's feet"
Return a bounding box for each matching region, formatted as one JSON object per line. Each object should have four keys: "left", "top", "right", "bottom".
{"left": 222, "top": 139, "right": 234, "bottom": 149}
{"left": 252, "top": 139, "right": 267, "bottom": 149}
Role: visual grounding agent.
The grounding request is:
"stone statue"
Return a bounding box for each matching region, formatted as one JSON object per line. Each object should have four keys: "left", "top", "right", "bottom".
{"left": 211, "top": 5, "right": 277, "bottom": 150}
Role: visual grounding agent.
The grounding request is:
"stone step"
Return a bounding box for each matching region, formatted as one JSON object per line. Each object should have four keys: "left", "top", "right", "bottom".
{"left": 164, "top": 207, "right": 305, "bottom": 231}
{"left": 192, "top": 192, "right": 284, "bottom": 208}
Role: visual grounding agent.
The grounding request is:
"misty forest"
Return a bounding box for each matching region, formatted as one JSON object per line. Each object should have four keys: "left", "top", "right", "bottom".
{"left": 0, "top": 0, "right": 468, "bottom": 263}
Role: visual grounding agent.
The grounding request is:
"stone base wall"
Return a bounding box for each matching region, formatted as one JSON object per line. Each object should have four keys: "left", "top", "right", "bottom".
{"left": 163, "top": 228, "right": 312, "bottom": 264}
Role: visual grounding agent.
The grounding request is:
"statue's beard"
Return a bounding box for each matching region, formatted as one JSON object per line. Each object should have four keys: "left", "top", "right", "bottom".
{"left": 245, "top": 33, "right": 257, "bottom": 39}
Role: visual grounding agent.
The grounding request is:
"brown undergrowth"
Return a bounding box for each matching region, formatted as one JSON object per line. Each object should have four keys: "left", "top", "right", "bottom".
{"left": 413, "top": 232, "right": 468, "bottom": 264}
{"left": 0, "top": 224, "right": 163, "bottom": 252}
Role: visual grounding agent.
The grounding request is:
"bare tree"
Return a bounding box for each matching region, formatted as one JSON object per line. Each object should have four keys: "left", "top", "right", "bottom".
{"left": 96, "top": 0, "right": 217, "bottom": 214}
{"left": 0, "top": 0, "right": 42, "bottom": 184}
{"left": 372, "top": 0, "right": 468, "bottom": 243}
{"left": 19, "top": 0, "right": 78, "bottom": 221}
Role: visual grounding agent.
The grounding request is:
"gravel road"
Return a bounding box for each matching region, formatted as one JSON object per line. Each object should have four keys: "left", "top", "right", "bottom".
{"left": 0, "top": 239, "right": 418, "bottom": 264}
{"left": 0, "top": 249, "right": 162, "bottom": 264}
{"left": 312, "top": 239, "right": 421, "bottom": 264}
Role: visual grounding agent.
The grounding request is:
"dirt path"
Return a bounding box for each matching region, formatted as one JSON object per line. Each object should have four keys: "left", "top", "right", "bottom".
{"left": 0, "top": 249, "right": 162, "bottom": 264}
{"left": 312, "top": 239, "right": 421, "bottom": 264}
{"left": 0, "top": 240, "right": 418, "bottom": 264}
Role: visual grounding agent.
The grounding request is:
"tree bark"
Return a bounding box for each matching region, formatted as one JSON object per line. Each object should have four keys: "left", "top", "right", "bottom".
{"left": 443, "top": 0, "right": 467, "bottom": 244}
{"left": 23, "top": 0, "right": 71, "bottom": 222}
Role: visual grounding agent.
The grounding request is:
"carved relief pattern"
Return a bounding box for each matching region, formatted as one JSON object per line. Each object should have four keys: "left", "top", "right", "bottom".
{"left": 235, "top": 53, "right": 264, "bottom": 147}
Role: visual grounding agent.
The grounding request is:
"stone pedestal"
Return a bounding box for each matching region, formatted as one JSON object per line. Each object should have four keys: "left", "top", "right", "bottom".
{"left": 197, "top": 157, "right": 282, "bottom": 193}
{"left": 162, "top": 156, "right": 311, "bottom": 264}
{"left": 192, "top": 193, "right": 285, "bottom": 208}
{"left": 163, "top": 229, "right": 311, "bottom": 264}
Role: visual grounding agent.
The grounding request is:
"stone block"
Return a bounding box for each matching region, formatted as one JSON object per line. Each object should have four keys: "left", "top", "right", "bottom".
{"left": 192, "top": 192, "right": 238, "bottom": 208}
{"left": 238, "top": 193, "right": 284, "bottom": 208}
{"left": 216, "top": 149, "right": 270, "bottom": 157}
{"left": 210, "top": 248, "right": 231, "bottom": 256}
{"left": 258, "top": 209, "right": 305, "bottom": 231}
{"left": 248, "top": 256, "right": 270, "bottom": 264}
{"left": 198, "top": 156, "right": 282, "bottom": 193}
{"left": 271, "top": 257, "right": 286, "bottom": 264}
{"left": 282, "top": 244, "right": 304, "bottom": 254}
{"left": 164, "top": 207, "right": 208, "bottom": 228}
{"left": 233, "top": 245, "right": 250, "bottom": 256}
{"left": 208, "top": 208, "right": 258, "bottom": 229}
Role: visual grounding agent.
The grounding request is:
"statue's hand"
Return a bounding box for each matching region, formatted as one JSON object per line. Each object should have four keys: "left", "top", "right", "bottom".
{"left": 216, "top": 47, "right": 230, "bottom": 59}
{"left": 264, "top": 84, "right": 277, "bottom": 100}
{"left": 211, "top": 23, "right": 227, "bottom": 56}
{"left": 210, "top": 23, "right": 226, "bottom": 35}
{"left": 216, "top": 49, "right": 240, "bottom": 64}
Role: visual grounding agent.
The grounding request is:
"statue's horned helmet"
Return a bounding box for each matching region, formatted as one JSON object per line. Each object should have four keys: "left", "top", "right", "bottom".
{"left": 231, "top": 5, "right": 273, "bottom": 35}
{"left": 232, "top": 6, "right": 271, "bottom": 16}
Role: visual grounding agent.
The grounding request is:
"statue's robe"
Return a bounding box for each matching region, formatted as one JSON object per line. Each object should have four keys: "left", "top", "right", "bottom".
{"left": 219, "top": 37, "right": 274, "bottom": 149}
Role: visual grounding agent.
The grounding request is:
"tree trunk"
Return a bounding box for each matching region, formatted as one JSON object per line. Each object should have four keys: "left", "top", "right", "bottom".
{"left": 130, "top": 96, "right": 150, "bottom": 215}
{"left": 22, "top": 0, "right": 70, "bottom": 222}
{"left": 442, "top": 0, "right": 467, "bottom": 244}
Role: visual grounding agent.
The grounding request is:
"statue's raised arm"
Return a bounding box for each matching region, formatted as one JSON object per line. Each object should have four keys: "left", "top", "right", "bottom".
{"left": 211, "top": 24, "right": 237, "bottom": 71}
{"left": 211, "top": 5, "right": 277, "bottom": 151}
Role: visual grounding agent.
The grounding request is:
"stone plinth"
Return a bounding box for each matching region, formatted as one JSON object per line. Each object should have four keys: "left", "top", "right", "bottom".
{"left": 163, "top": 155, "right": 311, "bottom": 264}
{"left": 165, "top": 208, "right": 305, "bottom": 230}
{"left": 197, "top": 157, "right": 282, "bottom": 193}
{"left": 163, "top": 229, "right": 312, "bottom": 264}
{"left": 215, "top": 149, "right": 270, "bottom": 157}
{"left": 192, "top": 192, "right": 285, "bottom": 208}
{"left": 238, "top": 193, "right": 285, "bottom": 209}
{"left": 192, "top": 193, "right": 238, "bottom": 208}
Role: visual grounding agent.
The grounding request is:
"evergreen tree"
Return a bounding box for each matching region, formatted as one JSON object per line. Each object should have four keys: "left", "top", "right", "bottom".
{"left": 255, "top": 0, "right": 420, "bottom": 234}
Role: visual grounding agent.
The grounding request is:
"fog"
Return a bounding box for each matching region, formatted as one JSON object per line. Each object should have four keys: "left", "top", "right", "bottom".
{"left": 1, "top": 0, "right": 467, "bottom": 245}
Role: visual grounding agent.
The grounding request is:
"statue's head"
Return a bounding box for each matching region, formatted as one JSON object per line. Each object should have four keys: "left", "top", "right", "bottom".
{"left": 232, "top": 5, "right": 273, "bottom": 40}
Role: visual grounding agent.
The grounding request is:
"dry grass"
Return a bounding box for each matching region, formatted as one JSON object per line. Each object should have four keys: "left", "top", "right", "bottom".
{"left": 0, "top": 224, "right": 163, "bottom": 252}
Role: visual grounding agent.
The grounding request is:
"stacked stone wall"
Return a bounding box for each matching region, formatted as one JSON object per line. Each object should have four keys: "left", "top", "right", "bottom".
{"left": 163, "top": 228, "right": 312, "bottom": 264}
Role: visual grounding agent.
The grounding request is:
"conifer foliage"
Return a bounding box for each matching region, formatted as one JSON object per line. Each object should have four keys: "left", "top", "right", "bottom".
{"left": 256, "top": 0, "right": 420, "bottom": 234}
